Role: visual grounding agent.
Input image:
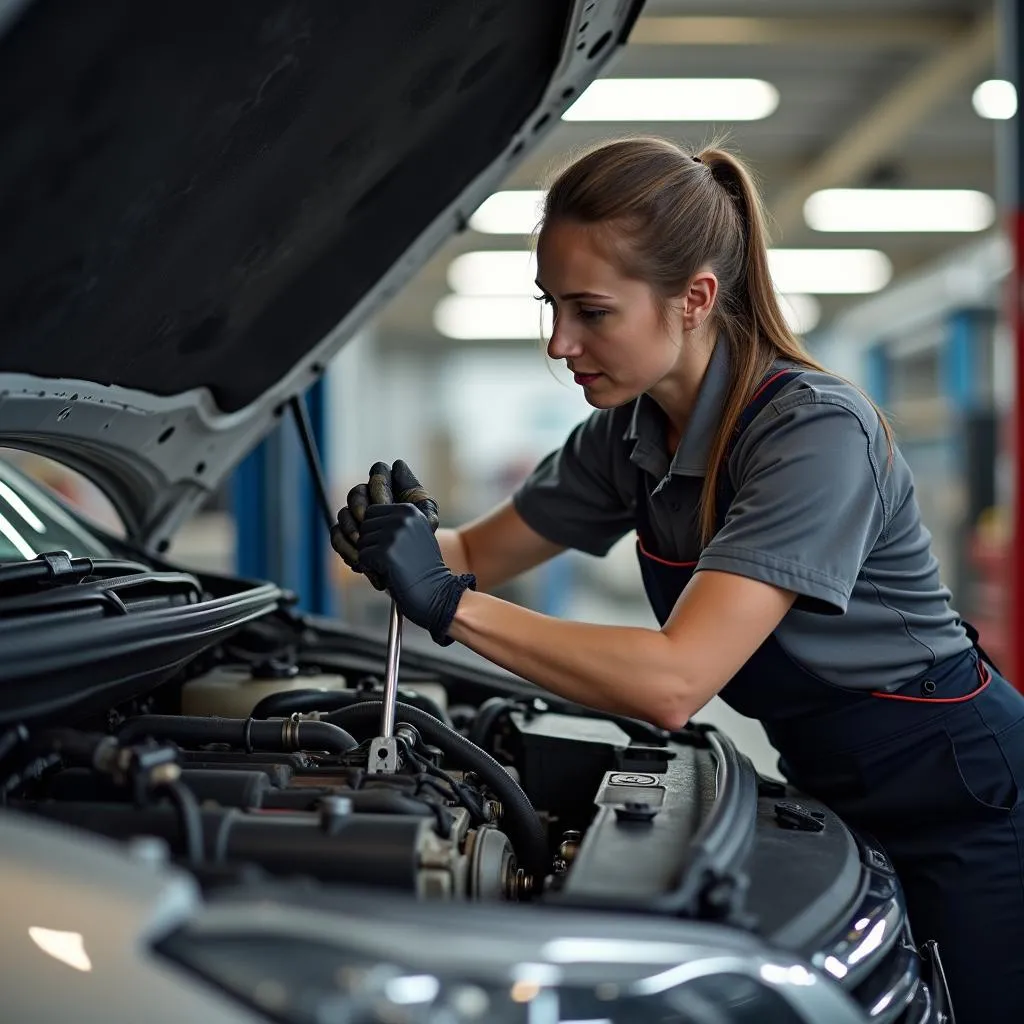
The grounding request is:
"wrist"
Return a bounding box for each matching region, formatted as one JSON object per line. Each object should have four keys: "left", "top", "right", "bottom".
{"left": 428, "top": 571, "right": 476, "bottom": 646}
{"left": 447, "top": 586, "right": 479, "bottom": 641}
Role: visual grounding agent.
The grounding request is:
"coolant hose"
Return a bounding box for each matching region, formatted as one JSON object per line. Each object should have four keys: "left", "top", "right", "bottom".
{"left": 325, "top": 700, "right": 548, "bottom": 878}
{"left": 118, "top": 715, "right": 358, "bottom": 754}
{"left": 467, "top": 696, "right": 512, "bottom": 748}
{"left": 251, "top": 686, "right": 451, "bottom": 726}
{"left": 34, "top": 729, "right": 114, "bottom": 766}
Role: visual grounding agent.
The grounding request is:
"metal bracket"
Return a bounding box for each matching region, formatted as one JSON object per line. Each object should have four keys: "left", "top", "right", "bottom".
{"left": 367, "top": 736, "right": 400, "bottom": 775}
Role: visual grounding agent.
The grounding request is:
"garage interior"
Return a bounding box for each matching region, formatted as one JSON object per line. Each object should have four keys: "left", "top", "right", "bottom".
{"left": 1, "top": 2, "right": 1023, "bottom": 1022}
{"left": 12, "top": 0, "right": 1012, "bottom": 779}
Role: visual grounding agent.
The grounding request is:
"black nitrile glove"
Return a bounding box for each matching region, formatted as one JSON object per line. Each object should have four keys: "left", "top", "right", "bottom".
{"left": 331, "top": 460, "right": 440, "bottom": 590}
{"left": 357, "top": 503, "right": 475, "bottom": 646}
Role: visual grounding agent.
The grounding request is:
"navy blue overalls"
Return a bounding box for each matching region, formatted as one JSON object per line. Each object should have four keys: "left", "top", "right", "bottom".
{"left": 636, "top": 369, "right": 1024, "bottom": 1023}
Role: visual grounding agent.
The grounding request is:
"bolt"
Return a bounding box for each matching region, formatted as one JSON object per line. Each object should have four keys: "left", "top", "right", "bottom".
{"left": 507, "top": 868, "right": 534, "bottom": 900}
{"left": 319, "top": 796, "right": 353, "bottom": 829}
{"left": 558, "top": 830, "right": 582, "bottom": 864}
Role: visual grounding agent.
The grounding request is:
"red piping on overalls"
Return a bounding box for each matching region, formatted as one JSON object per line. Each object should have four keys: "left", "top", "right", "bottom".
{"left": 748, "top": 368, "right": 794, "bottom": 404}
{"left": 636, "top": 535, "right": 697, "bottom": 568}
{"left": 871, "top": 659, "right": 992, "bottom": 703}
{"left": 635, "top": 369, "right": 794, "bottom": 570}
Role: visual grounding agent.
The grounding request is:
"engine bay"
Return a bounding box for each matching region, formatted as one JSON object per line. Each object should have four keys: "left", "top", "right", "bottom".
{"left": 4, "top": 644, "right": 872, "bottom": 951}
{"left": 0, "top": 554, "right": 871, "bottom": 949}
{"left": 8, "top": 654, "right": 705, "bottom": 907}
{"left": 0, "top": 555, "right": 732, "bottom": 917}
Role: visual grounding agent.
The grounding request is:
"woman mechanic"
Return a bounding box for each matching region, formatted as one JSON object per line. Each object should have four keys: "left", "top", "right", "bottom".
{"left": 331, "top": 137, "right": 1024, "bottom": 1021}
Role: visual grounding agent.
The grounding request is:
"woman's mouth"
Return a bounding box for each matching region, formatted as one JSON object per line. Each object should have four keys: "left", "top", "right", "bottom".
{"left": 573, "top": 372, "right": 603, "bottom": 387}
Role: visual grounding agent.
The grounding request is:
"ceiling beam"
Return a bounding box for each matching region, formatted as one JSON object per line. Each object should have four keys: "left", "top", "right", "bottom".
{"left": 769, "top": 10, "right": 996, "bottom": 240}
{"left": 629, "top": 15, "right": 972, "bottom": 49}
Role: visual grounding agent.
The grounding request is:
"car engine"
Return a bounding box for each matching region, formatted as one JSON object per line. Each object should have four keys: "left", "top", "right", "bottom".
{"left": 5, "top": 654, "right": 694, "bottom": 910}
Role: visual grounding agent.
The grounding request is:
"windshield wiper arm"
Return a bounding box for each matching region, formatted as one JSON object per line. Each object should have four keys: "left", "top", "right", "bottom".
{"left": 0, "top": 551, "right": 151, "bottom": 592}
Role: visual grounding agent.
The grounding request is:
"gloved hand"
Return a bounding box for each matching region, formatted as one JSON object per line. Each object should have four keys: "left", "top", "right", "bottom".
{"left": 357, "top": 503, "right": 476, "bottom": 646}
{"left": 331, "top": 460, "right": 439, "bottom": 590}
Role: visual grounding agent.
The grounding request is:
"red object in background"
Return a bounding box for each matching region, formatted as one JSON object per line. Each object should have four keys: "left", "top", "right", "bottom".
{"left": 1008, "top": 210, "right": 1024, "bottom": 686}
{"left": 969, "top": 519, "right": 1011, "bottom": 676}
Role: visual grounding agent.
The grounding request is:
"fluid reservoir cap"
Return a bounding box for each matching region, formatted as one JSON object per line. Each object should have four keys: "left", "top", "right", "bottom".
{"left": 251, "top": 659, "right": 301, "bottom": 680}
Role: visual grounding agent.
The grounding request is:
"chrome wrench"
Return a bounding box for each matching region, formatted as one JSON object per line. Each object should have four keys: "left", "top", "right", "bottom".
{"left": 368, "top": 600, "right": 403, "bottom": 773}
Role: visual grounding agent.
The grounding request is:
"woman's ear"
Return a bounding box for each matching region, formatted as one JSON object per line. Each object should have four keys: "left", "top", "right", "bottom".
{"left": 679, "top": 270, "right": 718, "bottom": 332}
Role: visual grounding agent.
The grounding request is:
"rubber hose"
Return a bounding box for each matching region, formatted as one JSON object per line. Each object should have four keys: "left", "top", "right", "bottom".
{"left": 35, "top": 729, "right": 114, "bottom": 766}
{"left": 325, "top": 700, "right": 548, "bottom": 878}
{"left": 155, "top": 779, "right": 204, "bottom": 865}
{"left": 250, "top": 688, "right": 334, "bottom": 719}
{"left": 467, "top": 696, "right": 513, "bottom": 749}
{"left": 118, "top": 715, "right": 358, "bottom": 754}
{"left": 251, "top": 686, "right": 451, "bottom": 727}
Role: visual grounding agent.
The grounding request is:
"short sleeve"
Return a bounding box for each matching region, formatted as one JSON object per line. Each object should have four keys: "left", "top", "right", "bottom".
{"left": 696, "top": 394, "right": 888, "bottom": 614}
{"left": 512, "top": 409, "right": 635, "bottom": 556}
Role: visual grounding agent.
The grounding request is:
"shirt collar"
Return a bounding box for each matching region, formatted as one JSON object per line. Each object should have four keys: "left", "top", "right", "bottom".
{"left": 625, "top": 336, "right": 731, "bottom": 479}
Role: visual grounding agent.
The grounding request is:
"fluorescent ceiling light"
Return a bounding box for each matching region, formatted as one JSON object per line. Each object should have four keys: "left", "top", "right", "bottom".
{"left": 434, "top": 295, "right": 553, "bottom": 340}
{"left": 768, "top": 249, "right": 892, "bottom": 294}
{"left": 805, "top": 188, "right": 995, "bottom": 233}
{"left": 563, "top": 78, "right": 778, "bottom": 122}
{"left": 447, "top": 251, "right": 537, "bottom": 296}
{"left": 470, "top": 191, "right": 546, "bottom": 235}
{"left": 973, "top": 79, "right": 1017, "bottom": 120}
{"left": 778, "top": 293, "right": 821, "bottom": 334}
{"left": 449, "top": 248, "right": 889, "bottom": 298}
{"left": 437, "top": 290, "right": 820, "bottom": 338}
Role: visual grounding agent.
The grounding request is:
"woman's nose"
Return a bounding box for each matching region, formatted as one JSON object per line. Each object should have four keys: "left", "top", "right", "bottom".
{"left": 547, "top": 319, "right": 584, "bottom": 361}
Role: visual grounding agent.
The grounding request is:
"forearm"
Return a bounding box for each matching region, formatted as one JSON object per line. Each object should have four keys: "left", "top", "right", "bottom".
{"left": 448, "top": 590, "right": 692, "bottom": 730}
{"left": 436, "top": 528, "right": 470, "bottom": 575}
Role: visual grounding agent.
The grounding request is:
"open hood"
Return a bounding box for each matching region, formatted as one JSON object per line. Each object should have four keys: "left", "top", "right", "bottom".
{"left": 0, "top": 0, "right": 642, "bottom": 548}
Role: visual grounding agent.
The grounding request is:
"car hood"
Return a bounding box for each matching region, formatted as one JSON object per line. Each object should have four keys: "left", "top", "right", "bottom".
{"left": 0, "top": 0, "right": 642, "bottom": 547}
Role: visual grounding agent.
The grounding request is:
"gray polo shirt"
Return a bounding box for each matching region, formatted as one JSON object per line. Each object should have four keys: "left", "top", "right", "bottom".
{"left": 512, "top": 341, "right": 969, "bottom": 691}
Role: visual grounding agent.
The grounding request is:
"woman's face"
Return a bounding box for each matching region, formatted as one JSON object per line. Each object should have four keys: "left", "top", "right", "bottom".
{"left": 535, "top": 219, "right": 690, "bottom": 409}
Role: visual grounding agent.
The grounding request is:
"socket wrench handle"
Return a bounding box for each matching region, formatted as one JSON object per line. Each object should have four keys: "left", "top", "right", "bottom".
{"left": 380, "top": 598, "right": 403, "bottom": 738}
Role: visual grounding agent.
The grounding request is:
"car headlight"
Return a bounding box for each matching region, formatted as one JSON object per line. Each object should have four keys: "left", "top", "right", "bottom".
{"left": 158, "top": 930, "right": 852, "bottom": 1024}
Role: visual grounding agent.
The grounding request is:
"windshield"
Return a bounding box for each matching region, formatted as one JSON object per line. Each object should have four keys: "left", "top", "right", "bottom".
{"left": 0, "top": 460, "right": 110, "bottom": 563}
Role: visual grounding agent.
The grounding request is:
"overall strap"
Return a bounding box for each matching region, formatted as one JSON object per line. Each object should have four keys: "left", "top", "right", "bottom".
{"left": 637, "top": 367, "right": 803, "bottom": 544}
{"left": 716, "top": 368, "right": 803, "bottom": 526}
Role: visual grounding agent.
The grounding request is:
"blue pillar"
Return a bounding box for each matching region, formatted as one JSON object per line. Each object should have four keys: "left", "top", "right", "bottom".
{"left": 232, "top": 379, "right": 335, "bottom": 617}
{"left": 864, "top": 343, "right": 889, "bottom": 406}
{"left": 942, "top": 310, "right": 976, "bottom": 413}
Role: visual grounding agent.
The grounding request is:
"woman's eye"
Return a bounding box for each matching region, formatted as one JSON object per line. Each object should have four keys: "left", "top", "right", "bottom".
{"left": 534, "top": 293, "right": 554, "bottom": 306}
{"left": 579, "top": 307, "right": 609, "bottom": 321}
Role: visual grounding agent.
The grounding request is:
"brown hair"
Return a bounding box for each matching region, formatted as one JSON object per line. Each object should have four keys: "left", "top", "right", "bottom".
{"left": 539, "top": 136, "right": 894, "bottom": 542}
